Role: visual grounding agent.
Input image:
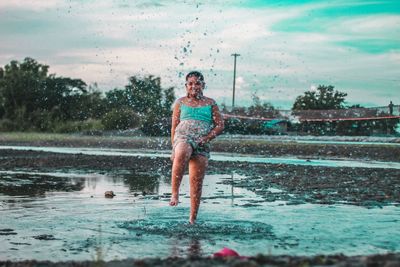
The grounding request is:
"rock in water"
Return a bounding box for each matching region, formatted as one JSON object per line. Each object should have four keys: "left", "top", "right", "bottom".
{"left": 105, "top": 191, "right": 116, "bottom": 198}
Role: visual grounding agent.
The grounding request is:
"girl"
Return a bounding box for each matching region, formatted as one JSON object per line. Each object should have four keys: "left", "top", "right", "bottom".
{"left": 169, "top": 71, "right": 224, "bottom": 224}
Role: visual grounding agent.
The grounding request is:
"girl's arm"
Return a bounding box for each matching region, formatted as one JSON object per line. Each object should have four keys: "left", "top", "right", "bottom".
{"left": 171, "top": 101, "right": 181, "bottom": 145}
{"left": 199, "top": 102, "right": 224, "bottom": 144}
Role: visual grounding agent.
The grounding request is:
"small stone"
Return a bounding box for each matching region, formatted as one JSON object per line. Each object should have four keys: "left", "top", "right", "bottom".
{"left": 33, "top": 234, "right": 57, "bottom": 240}
{"left": 105, "top": 191, "right": 116, "bottom": 198}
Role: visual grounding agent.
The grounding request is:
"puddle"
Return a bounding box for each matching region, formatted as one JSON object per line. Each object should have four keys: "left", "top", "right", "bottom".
{"left": 0, "top": 170, "right": 399, "bottom": 261}
{"left": 219, "top": 135, "right": 400, "bottom": 146}
{"left": 1, "top": 146, "right": 400, "bottom": 169}
{"left": 295, "top": 140, "right": 400, "bottom": 146}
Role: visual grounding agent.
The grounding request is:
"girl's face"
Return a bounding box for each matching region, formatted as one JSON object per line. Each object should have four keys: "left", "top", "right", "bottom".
{"left": 186, "top": 76, "right": 205, "bottom": 99}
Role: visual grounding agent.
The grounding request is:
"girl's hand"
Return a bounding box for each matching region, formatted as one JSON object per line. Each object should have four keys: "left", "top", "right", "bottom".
{"left": 197, "top": 136, "right": 208, "bottom": 146}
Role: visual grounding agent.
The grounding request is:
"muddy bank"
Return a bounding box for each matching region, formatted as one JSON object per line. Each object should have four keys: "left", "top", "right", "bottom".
{"left": 1, "top": 253, "right": 399, "bottom": 267}
{"left": 1, "top": 149, "right": 399, "bottom": 206}
{"left": 213, "top": 139, "right": 400, "bottom": 162}
{"left": 219, "top": 162, "right": 400, "bottom": 206}
{"left": 1, "top": 134, "right": 399, "bottom": 162}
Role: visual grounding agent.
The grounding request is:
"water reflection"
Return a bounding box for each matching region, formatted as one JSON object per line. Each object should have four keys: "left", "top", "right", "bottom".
{"left": 0, "top": 169, "right": 399, "bottom": 261}
{"left": 122, "top": 172, "right": 160, "bottom": 195}
{"left": 187, "top": 238, "right": 202, "bottom": 257}
{"left": 0, "top": 173, "right": 84, "bottom": 197}
{"left": 169, "top": 237, "right": 203, "bottom": 257}
{"left": 0, "top": 170, "right": 161, "bottom": 198}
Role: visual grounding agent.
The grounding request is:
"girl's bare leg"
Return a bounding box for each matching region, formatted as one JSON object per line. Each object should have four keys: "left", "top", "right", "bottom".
{"left": 170, "top": 142, "right": 192, "bottom": 206}
{"left": 188, "top": 155, "right": 208, "bottom": 224}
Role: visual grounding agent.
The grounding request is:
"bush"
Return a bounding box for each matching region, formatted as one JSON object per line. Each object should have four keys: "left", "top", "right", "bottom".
{"left": 224, "top": 118, "right": 245, "bottom": 134}
{"left": 101, "top": 108, "right": 141, "bottom": 131}
{"left": 140, "top": 114, "right": 171, "bottom": 136}
{"left": 52, "top": 119, "right": 104, "bottom": 133}
{"left": 29, "top": 109, "right": 54, "bottom": 132}
{"left": 0, "top": 119, "right": 18, "bottom": 131}
{"left": 3, "top": 107, "right": 31, "bottom": 131}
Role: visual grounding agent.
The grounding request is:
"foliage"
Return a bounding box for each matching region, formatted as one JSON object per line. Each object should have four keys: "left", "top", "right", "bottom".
{"left": 0, "top": 118, "right": 20, "bottom": 131}
{"left": 222, "top": 96, "right": 281, "bottom": 135}
{"left": 52, "top": 119, "right": 104, "bottom": 133}
{"left": 290, "top": 103, "right": 399, "bottom": 136}
{"left": 0, "top": 58, "right": 48, "bottom": 119}
{"left": 1, "top": 58, "right": 396, "bottom": 136}
{"left": 140, "top": 114, "right": 171, "bottom": 136}
{"left": 223, "top": 118, "right": 245, "bottom": 134}
{"left": 292, "top": 85, "right": 378, "bottom": 136}
{"left": 101, "top": 108, "right": 141, "bottom": 131}
{"left": 335, "top": 108, "right": 399, "bottom": 136}
{"left": 0, "top": 58, "right": 175, "bottom": 134}
{"left": 0, "top": 57, "right": 103, "bottom": 131}
{"left": 292, "top": 85, "right": 347, "bottom": 110}
{"left": 104, "top": 75, "right": 175, "bottom": 135}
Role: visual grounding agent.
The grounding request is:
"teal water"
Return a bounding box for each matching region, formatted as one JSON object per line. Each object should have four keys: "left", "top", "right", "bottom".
{"left": 0, "top": 169, "right": 399, "bottom": 261}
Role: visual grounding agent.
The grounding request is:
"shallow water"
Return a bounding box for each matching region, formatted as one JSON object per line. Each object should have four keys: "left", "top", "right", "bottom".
{"left": 1, "top": 145, "right": 400, "bottom": 169}
{"left": 0, "top": 169, "right": 399, "bottom": 261}
{"left": 219, "top": 135, "right": 400, "bottom": 146}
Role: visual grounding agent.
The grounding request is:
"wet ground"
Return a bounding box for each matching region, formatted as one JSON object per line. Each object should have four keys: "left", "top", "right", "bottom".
{"left": 1, "top": 134, "right": 399, "bottom": 162}
{"left": 0, "top": 136, "right": 399, "bottom": 266}
{"left": 1, "top": 166, "right": 398, "bottom": 260}
{"left": 1, "top": 148, "right": 399, "bottom": 206}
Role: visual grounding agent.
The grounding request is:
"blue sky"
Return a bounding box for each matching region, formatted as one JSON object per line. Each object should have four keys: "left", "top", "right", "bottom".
{"left": 0, "top": 0, "right": 399, "bottom": 109}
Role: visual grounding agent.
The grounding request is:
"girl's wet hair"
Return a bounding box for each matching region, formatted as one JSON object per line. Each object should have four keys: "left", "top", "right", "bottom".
{"left": 186, "top": 71, "right": 204, "bottom": 82}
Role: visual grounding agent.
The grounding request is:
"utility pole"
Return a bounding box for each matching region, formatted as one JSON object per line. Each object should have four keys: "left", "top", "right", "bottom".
{"left": 231, "top": 53, "right": 240, "bottom": 109}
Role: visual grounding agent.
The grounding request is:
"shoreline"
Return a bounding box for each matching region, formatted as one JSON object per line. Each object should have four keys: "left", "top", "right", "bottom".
{"left": 1, "top": 253, "right": 400, "bottom": 267}
{"left": 1, "top": 132, "right": 399, "bottom": 162}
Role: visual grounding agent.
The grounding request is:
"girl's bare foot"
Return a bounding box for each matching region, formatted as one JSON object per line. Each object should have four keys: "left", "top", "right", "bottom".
{"left": 169, "top": 194, "right": 179, "bottom": 206}
{"left": 189, "top": 216, "right": 195, "bottom": 225}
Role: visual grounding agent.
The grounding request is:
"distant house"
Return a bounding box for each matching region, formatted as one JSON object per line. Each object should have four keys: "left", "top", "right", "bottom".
{"left": 262, "top": 119, "right": 288, "bottom": 134}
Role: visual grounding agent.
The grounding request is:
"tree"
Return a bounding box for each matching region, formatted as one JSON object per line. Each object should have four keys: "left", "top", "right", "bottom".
{"left": 0, "top": 58, "right": 176, "bottom": 134}
{"left": 247, "top": 94, "right": 279, "bottom": 118}
{"left": 126, "top": 75, "right": 163, "bottom": 114}
{"left": 103, "top": 75, "right": 175, "bottom": 135}
{"left": 292, "top": 85, "right": 347, "bottom": 110}
{"left": 105, "top": 88, "right": 131, "bottom": 111}
{"left": 291, "top": 85, "right": 347, "bottom": 135}
{"left": 0, "top": 67, "right": 4, "bottom": 118}
{"left": 222, "top": 94, "right": 281, "bottom": 135}
{"left": 163, "top": 87, "right": 175, "bottom": 114}
{"left": 42, "top": 75, "right": 88, "bottom": 121}
{"left": 0, "top": 58, "right": 49, "bottom": 119}
{"left": 124, "top": 75, "right": 175, "bottom": 135}
{"left": 101, "top": 108, "right": 141, "bottom": 130}
{"left": 0, "top": 57, "right": 92, "bottom": 131}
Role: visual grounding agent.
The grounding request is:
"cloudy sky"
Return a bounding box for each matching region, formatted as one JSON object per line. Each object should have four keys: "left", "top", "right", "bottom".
{"left": 1, "top": 0, "right": 399, "bottom": 109}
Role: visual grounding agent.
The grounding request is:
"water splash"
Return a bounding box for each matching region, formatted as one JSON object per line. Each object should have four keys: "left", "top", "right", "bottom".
{"left": 118, "top": 219, "right": 276, "bottom": 240}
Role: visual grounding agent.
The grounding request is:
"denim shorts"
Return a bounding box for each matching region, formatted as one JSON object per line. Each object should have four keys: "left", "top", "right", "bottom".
{"left": 173, "top": 120, "right": 212, "bottom": 159}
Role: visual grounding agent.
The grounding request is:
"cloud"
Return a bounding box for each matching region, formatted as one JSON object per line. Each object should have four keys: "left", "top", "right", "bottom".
{"left": 338, "top": 15, "right": 400, "bottom": 36}
{"left": 0, "top": 0, "right": 63, "bottom": 10}
{"left": 0, "top": 0, "right": 399, "bottom": 109}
